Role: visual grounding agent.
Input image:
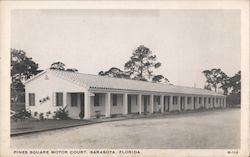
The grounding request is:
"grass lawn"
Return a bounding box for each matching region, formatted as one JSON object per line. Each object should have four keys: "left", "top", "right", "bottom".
{"left": 11, "top": 108, "right": 240, "bottom": 149}
{"left": 11, "top": 118, "right": 92, "bottom": 135}
{"left": 11, "top": 108, "right": 229, "bottom": 135}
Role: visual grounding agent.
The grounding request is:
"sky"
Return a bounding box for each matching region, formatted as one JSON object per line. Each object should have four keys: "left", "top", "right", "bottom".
{"left": 11, "top": 9, "right": 241, "bottom": 88}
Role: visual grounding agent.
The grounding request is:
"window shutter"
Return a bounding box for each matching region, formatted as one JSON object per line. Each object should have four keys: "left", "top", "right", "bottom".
{"left": 52, "top": 92, "right": 56, "bottom": 106}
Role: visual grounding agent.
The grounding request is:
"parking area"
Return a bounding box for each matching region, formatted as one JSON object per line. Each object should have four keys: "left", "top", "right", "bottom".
{"left": 11, "top": 108, "right": 240, "bottom": 149}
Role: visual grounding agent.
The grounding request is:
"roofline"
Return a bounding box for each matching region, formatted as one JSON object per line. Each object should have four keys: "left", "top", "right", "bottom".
{"left": 24, "top": 70, "right": 47, "bottom": 85}
{"left": 89, "top": 87, "right": 225, "bottom": 97}
{"left": 24, "top": 69, "right": 225, "bottom": 97}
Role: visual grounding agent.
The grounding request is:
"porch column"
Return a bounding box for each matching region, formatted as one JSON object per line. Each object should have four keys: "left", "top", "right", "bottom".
{"left": 196, "top": 97, "right": 199, "bottom": 109}
{"left": 190, "top": 96, "right": 194, "bottom": 110}
{"left": 160, "top": 95, "right": 164, "bottom": 113}
{"left": 84, "top": 91, "right": 91, "bottom": 119}
{"left": 138, "top": 94, "right": 142, "bottom": 114}
{"left": 206, "top": 97, "right": 209, "bottom": 109}
{"left": 213, "top": 97, "right": 216, "bottom": 108}
{"left": 184, "top": 96, "right": 188, "bottom": 111}
{"left": 177, "top": 96, "right": 181, "bottom": 111}
{"left": 123, "top": 93, "right": 128, "bottom": 115}
{"left": 217, "top": 97, "right": 220, "bottom": 108}
{"left": 193, "top": 97, "right": 196, "bottom": 110}
{"left": 63, "top": 92, "right": 67, "bottom": 107}
{"left": 201, "top": 96, "right": 204, "bottom": 109}
{"left": 224, "top": 97, "right": 227, "bottom": 108}
{"left": 105, "top": 92, "right": 111, "bottom": 117}
{"left": 169, "top": 95, "right": 173, "bottom": 111}
{"left": 149, "top": 94, "right": 154, "bottom": 113}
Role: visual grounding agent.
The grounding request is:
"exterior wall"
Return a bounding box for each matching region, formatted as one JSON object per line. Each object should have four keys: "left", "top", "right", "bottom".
{"left": 130, "top": 95, "right": 139, "bottom": 113}
{"left": 164, "top": 96, "right": 170, "bottom": 111}
{"left": 153, "top": 96, "right": 161, "bottom": 113}
{"left": 26, "top": 72, "right": 226, "bottom": 119}
{"left": 25, "top": 72, "right": 85, "bottom": 119}
{"left": 90, "top": 93, "right": 105, "bottom": 117}
{"left": 67, "top": 93, "right": 83, "bottom": 119}
{"left": 110, "top": 94, "right": 123, "bottom": 115}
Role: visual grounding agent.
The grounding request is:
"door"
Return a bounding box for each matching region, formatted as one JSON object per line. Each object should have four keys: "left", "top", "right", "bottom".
{"left": 128, "top": 95, "right": 132, "bottom": 113}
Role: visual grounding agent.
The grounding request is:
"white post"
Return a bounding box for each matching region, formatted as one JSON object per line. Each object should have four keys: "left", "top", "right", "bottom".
{"left": 196, "top": 97, "right": 199, "bottom": 109}
{"left": 191, "top": 96, "right": 194, "bottom": 110}
{"left": 184, "top": 96, "right": 188, "bottom": 111}
{"left": 138, "top": 94, "right": 142, "bottom": 114}
{"left": 123, "top": 93, "right": 128, "bottom": 115}
{"left": 177, "top": 96, "right": 181, "bottom": 111}
{"left": 169, "top": 95, "right": 173, "bottom": 111}
{"left": 105, "top": 92, "right": 111, "bottom": 117}
{"left": 149, "top": 94, "right": 154, "bottom": 113}
{"left": 84, "top": 91, "right": 91, "bottom": 119}
{"left": 201, "top": 96, "right": 204, "bottom": 109}
{"left": 225, "top": 97, "right": 227, "bottom": 108}
{"left": 63, "top": 92, "right": 67, "bottom": 107}
{"left": 205, "top": 97, "right": 208, "bottom": 109}
{"left": 160, "top": 95, "right": 164, "bottom": 113}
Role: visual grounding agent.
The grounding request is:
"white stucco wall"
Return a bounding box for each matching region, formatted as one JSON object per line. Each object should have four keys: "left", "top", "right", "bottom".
{"left": 90, "top": 93, "right": 105, "bottom": 117}
{"left": 129, "top": 95, "right": 139, "bottom": 113}
{"left": 67, "top": 93, "right": 83, "bottom": 119}
{"left": 25, "top": 72, "right": 85, "bottom": 119}
{"left": 110, "top": 94, "right": 123, "bottom": 115}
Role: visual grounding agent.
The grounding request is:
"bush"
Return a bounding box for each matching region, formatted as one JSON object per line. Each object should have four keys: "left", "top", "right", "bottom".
{"left": 12, "top": 110, "right": 31, "bottom": 122}
{"left": 95, "top": 111, "right": 101, "bottom": 119}
{"left": 79, "top": 111, "right": 84, "bottom": 120}
{"left": 46, "top": 111, "right": 51, "bottom": 119}
{"left": 53, "top": 106, "right": 69, "bottom": 120}
{"left": 39, "top": 113, "right": 44, "bottom": 120}
{"left": 226, "top": 94, "right": 240, "bottom": 106}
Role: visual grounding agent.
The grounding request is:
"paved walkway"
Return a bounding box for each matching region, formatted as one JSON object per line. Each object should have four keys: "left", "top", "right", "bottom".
{"left": 11, "top": 108, "right": 240, "bottom": 149}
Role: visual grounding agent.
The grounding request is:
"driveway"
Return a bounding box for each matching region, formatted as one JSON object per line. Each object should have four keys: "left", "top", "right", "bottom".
{"left": 11, "top": 108, "right": 240, "bottom": 149}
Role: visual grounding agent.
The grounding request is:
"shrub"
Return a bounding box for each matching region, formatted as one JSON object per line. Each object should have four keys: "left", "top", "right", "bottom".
{"left": 95, "top": 111, "right": 101, "bottom": 119}
{"left": 79, "top": 111, "right": 84, "bottom": 120}
{"left": 53, "top": 106, "right": 69, "bottom": 120}
{"left": 39, "top": 113, "right": 44, "bottom": 120}
{"left": 34, "top": 111, "right": 38, "bottom": 117}
{"left": 12, "top": 110, "right": 31, "bottom": 122}
{"left": 46, "top": 111, "right": 51, "bottom": 119}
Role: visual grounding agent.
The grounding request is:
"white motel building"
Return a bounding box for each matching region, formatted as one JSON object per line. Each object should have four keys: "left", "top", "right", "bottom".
{"left": 24, "top": 69, "right": 226, "bottom": 119}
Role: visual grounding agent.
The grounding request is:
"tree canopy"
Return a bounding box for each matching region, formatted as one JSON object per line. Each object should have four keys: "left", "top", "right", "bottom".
{"left": 99, "top": 45, "right": 169, "bottom": 83}
{"left": 124, "top": 45, "right": 162, "bottom": 81}
{"left": 49, "top": 61, "right": 78, "bottom": 72}
{"left": 11, "top": 48, "right": 41, "bottom": 82}
{"left": 98, "top": 67, "right": 130, "bottom": 79}
{"left": 11, "top": 48, "right": 42, "bottom": 104}
{"left": 202, "top": 68, "right": 241, "bottom": 96}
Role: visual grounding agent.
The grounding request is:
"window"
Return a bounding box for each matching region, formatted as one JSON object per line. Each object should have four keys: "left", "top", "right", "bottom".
{"left": 56, "top": 93, "right": 63, "bottom": 106}
{"left": 173, "top": 96, "right": 178, "bottom": 105}
{"left": 157, "top": 96, "right": 160, "bottom": 105}
{"left": 208, "top": 98, "right": 211, "bottom": 104}
{"left": 29, "top": 93, "right": 35, "bottom": 106}
{"left": 144, "top": 96, "right": 149, "bottom": 105}
{"left": 216, "top": 98, "right": 218, "bottom": 104}
{"left": 113, "top": 94, "right": 117, "bottom": 106}
{"left": 187, "top": 97, "right": 191, "bottom": 104}
{"left": 204, "top": 98, "right": 207, "bottom": 104}
{"left": 199, "top": 97, "right": 202, "bottom": 104}
{"left": 94, "top": 94, "right": 100, "bottom": 106}
{"left": 71, "top": 93, "right": 78, "bottom": 106}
